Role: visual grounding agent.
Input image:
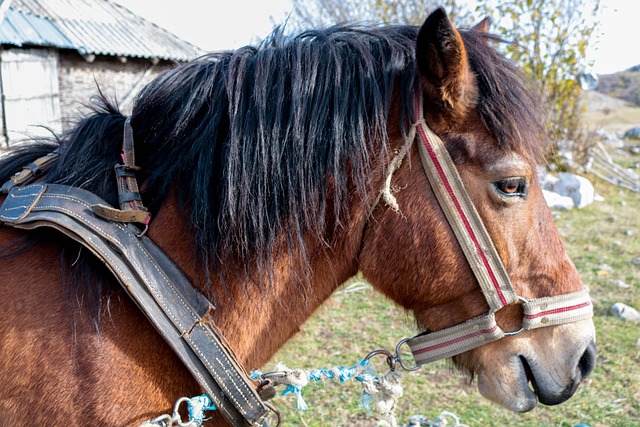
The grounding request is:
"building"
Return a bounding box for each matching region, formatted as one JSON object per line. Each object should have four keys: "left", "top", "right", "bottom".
{"left": 0, "top": 0, "right": 203, "bottom": 146}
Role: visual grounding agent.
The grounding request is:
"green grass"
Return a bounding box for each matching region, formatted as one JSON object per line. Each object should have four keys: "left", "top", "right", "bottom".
{"left": 261, "top": 157, "right": 640, "bottom": 426}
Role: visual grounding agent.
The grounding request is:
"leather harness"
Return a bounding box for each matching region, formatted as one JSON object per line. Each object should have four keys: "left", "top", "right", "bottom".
{"left": 0, "top": 88, "right": 593, "bottom": 425}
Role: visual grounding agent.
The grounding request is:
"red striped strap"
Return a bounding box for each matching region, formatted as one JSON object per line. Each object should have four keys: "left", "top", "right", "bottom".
{"left": 407, "top": 313, "right": 503, "bottom": 365}
{"left": 523, "top": 288, "right": 593, "bottom": 329}
{"left": 413, "top": 90, "right": 516, "bottom": 311}
{"left": 406, "top": 289, "right": 592, "bottom": 365}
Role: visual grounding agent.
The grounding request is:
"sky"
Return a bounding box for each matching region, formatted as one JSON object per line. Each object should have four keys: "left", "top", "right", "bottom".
{"left": 115, "top": 0, "right": 639, "bottom": 76}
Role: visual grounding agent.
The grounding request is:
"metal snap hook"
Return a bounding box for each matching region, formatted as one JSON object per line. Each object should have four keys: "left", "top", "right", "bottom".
{"left": 172, "top": 397, "right": 198, "bottom": 427}
{"left": 364, "top": 348, "right": 397, "bottom": 371}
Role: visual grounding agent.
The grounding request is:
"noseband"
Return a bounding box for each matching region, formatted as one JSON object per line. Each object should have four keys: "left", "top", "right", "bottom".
{"left": 382, "top": 88, "right": 593, "bottom": 367}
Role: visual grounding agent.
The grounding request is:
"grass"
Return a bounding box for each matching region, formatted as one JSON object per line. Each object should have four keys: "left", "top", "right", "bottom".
{"left": 261, "top": 152, "right": 640, "bottom": 427}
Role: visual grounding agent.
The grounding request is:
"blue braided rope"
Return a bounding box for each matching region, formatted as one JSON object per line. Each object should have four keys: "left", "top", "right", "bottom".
{"left": 250, "top": 359, "right": 377, "bottom": 411}
{"left": 186, "top": 394, "right": 218, "bottom": 425}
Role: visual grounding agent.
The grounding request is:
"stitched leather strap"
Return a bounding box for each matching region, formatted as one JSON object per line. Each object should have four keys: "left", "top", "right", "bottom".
{"left": 0, "top": 183, "right": 270, "bottom": 426}
{"left": 93, "top": 117, "right": 151, "bottom": 225}
{"left": 0, "top": 148, "right": 59, "bottom": 194}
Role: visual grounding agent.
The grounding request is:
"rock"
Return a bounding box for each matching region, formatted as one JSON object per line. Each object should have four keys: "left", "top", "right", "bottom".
{"left": 542, "top": 189, "right": 574, "bottom": 210}
{"left": 554, "top": 172, "right": 595, "bottom": 208}
{"left": 623, "top": 126, "right": 640, "bottom": 140}
{"left": 539, "top": 172, "right": 558, "bottom": 191}
{"left": 556, "top": 149, "right": 580, "bottom": 170}
{"left": 598, "top": 264, "right": 613, "bottom": 272}
{"left": 593, "top": 128, "right": 624, "bottom": 148}
{"left": 610, "top": 279, "right": 630, "bottom": 289}
{"left": 632, "top": 257, "right": 640, "bottom": 265}
{"left": 594, "top": 194, "right": 605, "bottom": 202}
{"left": 611, "top": 303, "right": 640, "bottom": 322}
{"left": 624, "top": 230, "right": 634, "bottom": 236}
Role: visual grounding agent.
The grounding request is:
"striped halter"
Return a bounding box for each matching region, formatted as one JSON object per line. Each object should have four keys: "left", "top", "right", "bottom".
{"left": 390, "top": 88, "right": 593, "bottom": 367}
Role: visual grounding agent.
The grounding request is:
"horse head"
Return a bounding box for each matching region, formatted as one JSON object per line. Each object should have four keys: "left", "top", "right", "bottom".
{"left": 359, "top": 9, "right": 596, "bottom": 412}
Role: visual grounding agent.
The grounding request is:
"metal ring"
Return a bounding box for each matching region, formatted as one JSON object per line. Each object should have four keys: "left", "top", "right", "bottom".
{"left": 364, "top": 348, "right": 396, "bottom": 371}
{"left": 394, "top": 338, "right": 420, "bottom": 372}
{"left": 172, "top": 397, "right": 198, "bottom": 427}
{"left": 503, "top": 296, "right": 529, "bottom": 337}
{"left": 264, "top": 401, "right": 282, "bottom": 427}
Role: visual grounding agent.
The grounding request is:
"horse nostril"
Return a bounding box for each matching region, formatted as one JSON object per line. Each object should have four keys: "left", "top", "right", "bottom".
{"left": 577, "top": 340, "right": 596, "bottom": 379}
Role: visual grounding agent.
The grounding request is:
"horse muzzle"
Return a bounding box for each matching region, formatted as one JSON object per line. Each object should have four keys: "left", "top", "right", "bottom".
{"left": 523, "top": 339, "right": 596, "bottom": 407}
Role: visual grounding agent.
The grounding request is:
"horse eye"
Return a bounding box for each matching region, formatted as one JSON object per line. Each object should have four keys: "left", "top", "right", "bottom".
{"left": 495, "top": 177, "right": 527, "bottom": 197}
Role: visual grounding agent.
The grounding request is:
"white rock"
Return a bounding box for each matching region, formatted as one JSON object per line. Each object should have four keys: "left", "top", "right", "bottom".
{"left": 542, "top": 189, "right": 575, "bottom": 210}
{"left": 598, "top": 264, "right": 613, "bottom": 273}
{"left": 610, "top": 279, "right": 630, "bottom": 289}
{"left": 539, "top": 173, "right": 559, "bottom": 192}
{"left": 555, "top": 173, "right": 595, "bottom": 208}
{"left": 611, "top": 303, "right": 640, "bottom": 322}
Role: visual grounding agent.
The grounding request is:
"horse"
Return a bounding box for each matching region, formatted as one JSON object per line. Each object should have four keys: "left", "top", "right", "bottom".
{"left": 0, "top": 8, "right": 595, "bottom": 426}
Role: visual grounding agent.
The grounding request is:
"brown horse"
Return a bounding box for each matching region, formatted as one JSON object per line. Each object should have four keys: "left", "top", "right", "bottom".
{"left": 0, "top": 9, "right": 595, "bottom": 426}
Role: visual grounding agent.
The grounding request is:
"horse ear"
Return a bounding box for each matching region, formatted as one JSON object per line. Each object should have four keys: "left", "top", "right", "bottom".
{"left": 416, "top": 8, "right": 474, "bottom": 113}
{"left": 473, "top": 16, "right": 491, "bottom": 33}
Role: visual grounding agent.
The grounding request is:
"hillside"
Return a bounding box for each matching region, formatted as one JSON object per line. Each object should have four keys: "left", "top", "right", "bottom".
{"left": 582, "top": 90, "right": 640, "bottom": 132}
{"left": 596, "top": 65, "right": 640, "bottom": 107}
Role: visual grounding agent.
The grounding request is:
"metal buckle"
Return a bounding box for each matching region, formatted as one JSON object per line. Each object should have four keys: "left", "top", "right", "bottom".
{"left": 502, "top": 296, "right": 529, "bottom": 337}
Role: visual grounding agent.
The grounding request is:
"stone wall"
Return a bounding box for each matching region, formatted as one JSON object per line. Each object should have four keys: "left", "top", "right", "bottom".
{"left": 58, "top": 51, "right": 175, "bottom": 128}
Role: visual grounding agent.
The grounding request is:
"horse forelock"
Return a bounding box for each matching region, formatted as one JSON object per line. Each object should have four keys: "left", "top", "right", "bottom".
{"left": 460, "top": 30, "right": 547, "bottom": 163}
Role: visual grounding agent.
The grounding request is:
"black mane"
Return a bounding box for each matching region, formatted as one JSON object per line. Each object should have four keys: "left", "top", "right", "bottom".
{"left": 0, "top": 25, "right": 544, "bottom": 295}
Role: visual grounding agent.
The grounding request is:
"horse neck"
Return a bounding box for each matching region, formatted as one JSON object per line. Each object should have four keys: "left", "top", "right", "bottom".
{"left": 146, "top": 192, "right": 367, "bottom": 369}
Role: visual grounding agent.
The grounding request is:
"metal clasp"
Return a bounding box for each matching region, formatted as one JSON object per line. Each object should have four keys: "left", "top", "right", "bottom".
{"left": 145, "top": 397, "right": 197, "bottom": 427}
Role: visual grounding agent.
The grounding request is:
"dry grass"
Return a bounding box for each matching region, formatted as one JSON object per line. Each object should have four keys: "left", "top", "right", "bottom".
{"left": 583, "top": 91, "right": 640, "bottom": 132}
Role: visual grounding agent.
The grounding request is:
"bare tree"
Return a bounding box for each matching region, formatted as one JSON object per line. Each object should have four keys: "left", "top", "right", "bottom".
{"left": 290, "top": 0, "right": 468, "bottom": 28}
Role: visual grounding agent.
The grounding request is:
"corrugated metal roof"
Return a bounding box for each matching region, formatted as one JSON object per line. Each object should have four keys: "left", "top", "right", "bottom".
{"left": 1, "top": 0, "right": 203, "bottom": 61}
{"left": 0, "top": 8, "right": 73, "bottom": 48}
